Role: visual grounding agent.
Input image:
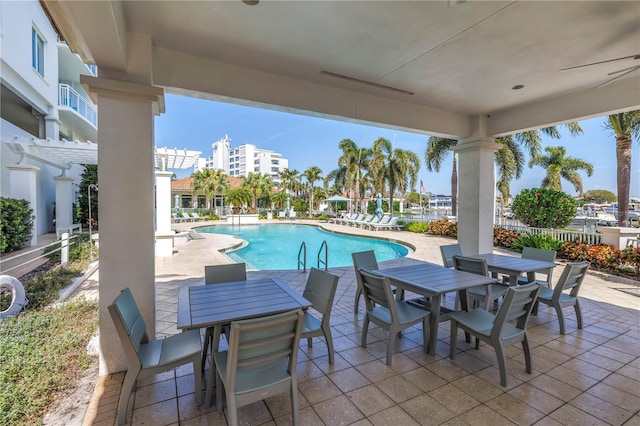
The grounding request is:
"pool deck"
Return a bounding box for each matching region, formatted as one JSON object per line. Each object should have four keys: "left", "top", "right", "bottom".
{"left": 78, "top": 218, "right": 640, "bottom": 425}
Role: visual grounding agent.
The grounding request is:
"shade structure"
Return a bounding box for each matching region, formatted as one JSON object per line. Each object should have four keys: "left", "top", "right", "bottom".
{"left": 325, "top": 195, "right": 351, "bottom": 202}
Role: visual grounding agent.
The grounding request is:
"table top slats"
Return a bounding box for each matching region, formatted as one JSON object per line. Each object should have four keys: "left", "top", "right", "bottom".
{"left": 469, "top": 253, "right": 557, "bottom": 274}
{"left": 379, "top": 262, "right": 496, "bottom": 294}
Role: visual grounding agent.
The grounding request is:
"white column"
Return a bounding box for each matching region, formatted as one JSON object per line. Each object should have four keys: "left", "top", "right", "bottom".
{"left": 155, "top": 170, "right": 174, "bottom": 257}
{"left": 82, "top": 75, "right": 164, "bottom": 374}
{"left": 7, "top": 165, "right": 39, "bottom": 246}
{"left": 45, "top": 109, "right": 60, "bottom": 141}
{"left": 53, "top": 175, "right": 74, "bottom": 231}
{"left": 454, "top": 140, "right": 500, "bottom": 255}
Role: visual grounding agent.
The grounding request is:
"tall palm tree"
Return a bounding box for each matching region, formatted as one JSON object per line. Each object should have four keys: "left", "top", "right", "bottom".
{"left": 224, "top": 187, "right": 252, "bottom": 209}
{"left": 528, "top": 146, "right": 594, "bottom": 193}
{"left": 337, "top": 139, "right": 372, "bottom": 213}
{"left": 278, "top": 168, "right": 299, "bottom": 196}
{"left": 605, "top": 110, "right": 640, "bottom": 226}
{"left": 371, "top": 137, "right": 420, "bottom": 217}
{"left": 425, "top": 124, "right": 583, "bottom": 216}
{"left": 301, "top": 166, "right": 323, "bottom": 212}
{"left": 243, "top": 172, "right": 273, "bottom": 209}
{"left": 271, "top": 190, "right": 289, "bottom": 211}
{"left": 191, "top": 168, "right": 230, "bottom": 214}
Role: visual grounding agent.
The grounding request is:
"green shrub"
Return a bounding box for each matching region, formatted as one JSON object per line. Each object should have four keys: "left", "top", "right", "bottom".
{"left": 21, "top": 264, "right": 87, "bottom": 311}
{"left": 511, "top": 188, "right": 577, "bottom": 228}
{"left": 428, "top": 219, "right": 457, "bottom": 237}
{"left": 0, "top": 299, "right": 98, "bottom": 425}
{"left": 406, "top": 221, "right": 429, "bottom": 233}
{"left": 511, "top": 233, "right": 563, "bottom": 252}
{"left": 44, "top": 234, "right": 92, "bottom": 263}
{"left": 0, "top": 197, "right": 34, "bottom": 254}
{"left": 621, "top": 246, "right": 640, "bottom": 274}
{"left": 493, "top": 228, "right": 521, "bottom": 248}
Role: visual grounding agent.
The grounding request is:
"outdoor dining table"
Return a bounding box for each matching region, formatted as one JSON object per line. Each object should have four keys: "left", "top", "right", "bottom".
{"left": 177, "top": 277, "right": 311, "bottom": 406}
{"left": 375, "top": 262, "right": 496, "bottom": 356}
{"left": 466, "top": 253, "right": 557, "bottom": 287}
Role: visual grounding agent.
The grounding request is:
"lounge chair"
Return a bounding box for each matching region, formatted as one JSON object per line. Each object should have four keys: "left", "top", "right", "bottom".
{"left": 372, "top": 216, "right": 400, "bottom": 231}
{"left": 191, "top": 212, "right": 206, "bottom": 221}
{"left": 351, "top": 214, "right": 373, "bottom": 227}
{"left": 278, "top": 211, "right": 287, "bottom": 220}
{"left": 289, "top": 210, "right": 297, "bottom": 221}
{"left": 343, "top": 213, "right": 365, "bottom": 226}
{"left": 181, "top": 211, "right": 195, "bottom": 222}
{"left": 366, "top": 214, "right": 391, "bottom": 230}
{"left": 172, "top": 212, "right": 184, "bottom": 223}
{"left": 334, "top": 213, "right": 355, "bottom": 225}
{"left": 359, "top": 215, "right": 382, "bottom": 228}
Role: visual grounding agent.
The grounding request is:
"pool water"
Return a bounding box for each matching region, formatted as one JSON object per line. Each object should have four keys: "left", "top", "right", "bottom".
{"left": 196, "top": 224, "right": 409, "bottom": 270}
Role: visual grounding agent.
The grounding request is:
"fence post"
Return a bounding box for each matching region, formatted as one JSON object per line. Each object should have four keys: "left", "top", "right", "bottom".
{"left": 61, "top": 232, "right": 69, "bottom": 264}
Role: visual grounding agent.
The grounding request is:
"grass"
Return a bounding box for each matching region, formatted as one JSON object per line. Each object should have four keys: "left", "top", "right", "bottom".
{"left": 0, "top": 298, "right": 98, "bottom": 425}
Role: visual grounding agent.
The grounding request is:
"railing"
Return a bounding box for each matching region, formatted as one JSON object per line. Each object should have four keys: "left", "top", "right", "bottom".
{"left": 495, "top": 224, "right": 602, "bottom": 245}
{"left": 58, "top": 83, "right": 97, "bottom": 127}
{"left": 1, "top": 234, "right": 80, "bottom": 275}
{"left": 297, "top": 241, "right": 307, "bottom": 272}
{"left": 317, "top": 240, "right": 328, "bottom": 270}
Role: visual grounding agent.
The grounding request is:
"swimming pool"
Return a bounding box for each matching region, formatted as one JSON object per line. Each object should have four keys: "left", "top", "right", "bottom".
{"left": 196, "top": 224, "right": 409, "bottom": 270}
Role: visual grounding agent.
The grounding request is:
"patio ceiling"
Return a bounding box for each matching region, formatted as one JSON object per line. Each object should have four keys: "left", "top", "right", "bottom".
{"left": 46, "top": 1, "right": 639, "bottom": 138}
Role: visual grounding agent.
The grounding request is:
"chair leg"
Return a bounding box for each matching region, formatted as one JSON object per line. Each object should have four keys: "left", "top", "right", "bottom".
{"left": 291, "top": 380, "right": 299, "bottom": 425}
{"left": 386, "top": 326, "right": 397, "bottom": 365}
{"left": 354, "top": 285, "right": 362, "bottom": 314}
{"left": 192, "top": 357, "right": 203, "bottom": 405}
{"left": 574, "top": 300, "right": 583, "bottom": 330}
{"left": 323, "top": 325, "right": 335, "bottom": 364}
{"left": 215, "top": 369, "right": 223, "bottom": 412}
{"left": 555, "top": 305, "right": 566, "bottom": 335}
{"left": 201, "top": 328, "right": 212, "bottom": 372}
{"left": 226, "top": 391, "right": 238, "bottom": 426}
{"left": 522, "top": 335, "right": 532, "bottom": 374}
{"left": 494, "top": 343, "right": 508, "bottom": 387}
{"left": 449, "top": 321, "right": 458, "bottom": 359}
{"left": 117, "top": 367, "right": 139, "bottom": 425}
{"left": 422, "top": 318, "right": 429, "bottom": 354}
{"left": 307, "top": 337, "right": 313, "bottom": 348}
{"left": 360, "top": 315, "right": 370, "bottom": 348}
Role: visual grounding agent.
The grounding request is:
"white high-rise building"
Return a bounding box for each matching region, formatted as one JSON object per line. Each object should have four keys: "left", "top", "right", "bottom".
{"left": 206, "top": 136, "right": 288, "bottom": 185}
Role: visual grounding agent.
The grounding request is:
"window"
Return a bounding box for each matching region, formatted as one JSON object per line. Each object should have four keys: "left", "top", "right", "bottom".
{"left": 32, "top": 28, "right": 44, "bottom": 76}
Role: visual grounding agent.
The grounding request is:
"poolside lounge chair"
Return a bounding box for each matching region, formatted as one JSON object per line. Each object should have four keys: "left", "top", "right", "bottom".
{"left": 343, "top": 213, "right": 365, "bottom": 226}
{"left": 365, "top": 214, "right": 391, "bottom": 230}
{"left": 372, "top": 216, "right": 400, "bottom": 231}
{"left": 335, "top": 213, "right": 355, "bottom": 225}
{"left": 278, "top": 211, "right": 286, "bottom": 220}
{"left": 191, "top": 212, "right": 206, "bottom": 221}
{"left": 358, "top": 215, "right": 382, "bottom": 228}
{"left": 289, "top": 210, "right": 297, "bottom": 221}
{"left": 181, "top": 211, "right": 195, "bottom": 222}
{"left": 351, "top": 214, "right": 373, "bottom": 227}
{"left": 172, "top": 213, "right": 184, "bottom": 223}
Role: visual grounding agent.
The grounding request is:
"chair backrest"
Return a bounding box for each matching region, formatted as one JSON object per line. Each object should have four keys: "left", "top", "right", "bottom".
{"left": 521, "top": 247, "right": 557, "bottom": 281}
{"left": 552, "top": 261, "right": 590, "bottom": 301}
{"left": 204, "top": 263, "right": 247, "bottom": 284}
{"left": 453, "top": 255, "right": 489, "bottom": 277}
{"left": 368, "top": 215, "right": 382, "bottom": 225}
{"left": 378, "top": 215, "right": 392, "bottom": 225}
{"left": 108, "top": 288, "right": 149, "bottom": 365}
{"left": 440, "top": 244, "right": 462, "bottom": 268}
{"left": 279, "top": 211, "right": 286, "bottom": 218}
{"left": 352, "top": 250, "right": 379, "bottom": 273}
{"left": 225, "top": 309, "right": 304, "bottom": 392}
{"left": 387, "top": 217, "right": 399, "bottom": 226}
{"left": 303, "top": 268, "right": 339, "bottom": 319}
{"left": 492, "top": 282, "right": 541, "bottom": 340}
{"left": 290, "top": 211, "right": 297, "bottom": 218}
{"left": 358, "top": 269, "right": 398, "bottom": 320}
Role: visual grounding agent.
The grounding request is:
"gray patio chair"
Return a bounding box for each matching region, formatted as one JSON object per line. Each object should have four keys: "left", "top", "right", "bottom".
{"left": 453, "top": 255, "right": 508, "bottom": 310}
{"left": 202, "top": 263, "right": 247, "bottom": 371}
{"left": 352, "top": 250, "right": 401, "bottom": 314}
{"left": 214, "top": 309, "right": 304, "bottom": 425}
{"left": 108, "top": 288, "right": 202, "bottom": 425}
{"left": 449, "top": 282, "right": 540, "bottom": 387}
{"left": 358, "top": 268, "right": 430, "bottom": 365}
{"left": 534, "top": 261, "right": 590, "bottom": 334}
{"left": 301, "top": 268, "right": 340, "bottom": 364}
{"left": 440, "top": 243, "right": 462, "bottom": 268}
{"left": 516, "top": 247, "right": 557, "bottom": 287}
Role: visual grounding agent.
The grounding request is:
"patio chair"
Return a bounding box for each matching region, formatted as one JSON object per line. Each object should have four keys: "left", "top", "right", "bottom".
{"left": 359, "top": 214, "right": 382, "bottom": 228}
{"left": 453, "top": 255, "right": 508, "bottom": 310}
{"left": 440, "top": 243, "right": 462, "bottom": 268}
{"left": 358, "top": 269, "right": 430, "bottom": 365}
{"left": 516, "top": 247, "right": 557, "bottom": 287}
{"left": 342, "top": 213, "right": 365, "bottom": 226}
{"left": 278, "top": 211, "right": 286, "bottom": 220}
{"left": 371, "top": 216, "right": 400, "bottom": 231}
{"left": 351, "top": 250, "right": 402, "bottom": 314}
{"left": 191, "top": 212, "right": 206, "bottom": 221}
{"left": 181, "top": 211, "right": 195, "bottom": 221}
{"left": 449, "top": 282, "right": 540, "bottom": 387}
{"left": 214, "top": 309, "right": 304, "bottom": 425}
{"left": 365, "top": 214, "right": 391, "bottom": 230}
{"left": 300, "top": 268, "right": 340, "bottom": 364}
{"left": 351, "top": 214, "right": 373, "bottom": 227}
{"left": 202, "top": 263, "right": 247, "bottom": 371}
{"left": 534, "top": 261, "right": 590, "bottom": 334}
{"left": 289, "top": 210, "right": 297, "bottom": 221}
{"left": 108, "top": 288, "right": 202, "bottom": 425}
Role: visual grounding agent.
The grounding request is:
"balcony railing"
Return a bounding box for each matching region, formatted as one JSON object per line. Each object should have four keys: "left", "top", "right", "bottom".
{"left": 58, "top": 83, "right": 97, "bottom": 127}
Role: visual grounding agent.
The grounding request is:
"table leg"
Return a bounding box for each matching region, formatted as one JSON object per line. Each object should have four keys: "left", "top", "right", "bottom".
{"left": 457, "top": 289, "right": 471, "bottom": 343}
{"left": 205, "top": 325, "right": 222, "bottom": 408}
{"left": 427, "top": 295, "right": 441, "bottom": 356}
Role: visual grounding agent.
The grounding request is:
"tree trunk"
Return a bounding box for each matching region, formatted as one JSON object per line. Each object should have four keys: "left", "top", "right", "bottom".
{"left": 616, "top": 134, "right": 632, "bottom": 227}
{"left": 451, "top": 155, "right": 457, "bottom": 217}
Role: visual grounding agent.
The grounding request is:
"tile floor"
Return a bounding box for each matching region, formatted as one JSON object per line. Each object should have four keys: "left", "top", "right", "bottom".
{"left": 82, "top": 223, "right": 640, "bottom": 425}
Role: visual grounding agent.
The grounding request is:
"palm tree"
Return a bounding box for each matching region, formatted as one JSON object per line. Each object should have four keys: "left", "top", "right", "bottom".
{"left": 224, "top": 187, "right": 252, "bottom": 210}
{"left": 337, "top": 139, "right": 372, "bottom": 213}
{"left": 425, "top": 124, "right": 583, "bottom": 216}
{"left": 271, "top": 190, "right": 289, "bottom": 211}
{"left": 243, "top": 172, "right": 273, "bottom": 209}
{"left": 191, "top": 168, "right": 230, "bottom": 214}
{"left": 278, "top": 168, "right": 299, "bottom": 196}
{"left": 528, "top": 146, "right": 594, "bottom": 193}
{"left": 371, "top": 137, "right": 420, "bottom": 217}
{"left": 604, "top": 111, "right": 640, "bottom": 227}
{"left": 301, "top": 166, "right": 323, "bottom": 212}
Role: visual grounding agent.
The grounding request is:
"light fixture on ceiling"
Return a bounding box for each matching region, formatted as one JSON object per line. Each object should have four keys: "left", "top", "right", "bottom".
{"left": 242, "top": 0, "right": 259, "bottom": 5}
{"left": 512, "top": 84, "right": 525, "bottom": 90}
{"left": 319, "top": 70, "right": 414, "bottom": 95}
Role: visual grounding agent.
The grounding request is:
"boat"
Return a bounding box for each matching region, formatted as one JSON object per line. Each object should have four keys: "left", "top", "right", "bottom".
{"left": 573, "top": 203, "right": 618, "bottom": 227}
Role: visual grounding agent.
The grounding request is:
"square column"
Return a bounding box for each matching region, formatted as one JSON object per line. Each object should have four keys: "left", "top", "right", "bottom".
{"left": 7, "top": 164, "right": 39, "bottom": 246}
{"left": 155, "top": 170, "right": 174, "bottom": 257}
{"left": 453, "top": 140, "right": 500, "bottom": 255}
{"left": 53, "top": 175, "right": 74, "bottom": 231}
{"left": 82, "top": 75, "right": 164, "bottom": 374}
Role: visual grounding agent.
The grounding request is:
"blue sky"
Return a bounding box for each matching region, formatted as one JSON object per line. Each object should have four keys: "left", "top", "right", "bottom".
{"left": 155, "top": 94, "right": 639, "bottom": 198}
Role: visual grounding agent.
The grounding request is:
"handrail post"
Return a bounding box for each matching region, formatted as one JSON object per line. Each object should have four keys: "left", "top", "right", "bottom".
{"left": 317, "top": 240, "right": 328, "bottom": 270}
{"left": 297, "top": 241, "right": 307, "bottom": 272}
{"left": 61, "top": 232, "right": 69, "bottom": 264}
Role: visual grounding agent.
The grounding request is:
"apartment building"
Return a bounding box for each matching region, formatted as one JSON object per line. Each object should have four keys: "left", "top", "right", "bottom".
{"left": 205, "top": 135, "right": 288, "bottom": 184}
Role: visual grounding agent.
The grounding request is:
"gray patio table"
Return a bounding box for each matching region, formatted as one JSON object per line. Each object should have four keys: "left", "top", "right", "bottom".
{"left": 375, "top": 262, "right": 496, "bottom": 356}
{"left": 467, "top": 253, "right": 557, "bottom": 287}
{"left": 177, "top": 277, "right": 311, "bottom": 406}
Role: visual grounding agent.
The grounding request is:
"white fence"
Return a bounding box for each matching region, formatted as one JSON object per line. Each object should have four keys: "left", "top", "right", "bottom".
{"left": 495, "top": 223, "right": 602, "bottom": 245}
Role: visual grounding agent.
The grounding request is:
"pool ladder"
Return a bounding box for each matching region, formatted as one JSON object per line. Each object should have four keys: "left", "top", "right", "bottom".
{"left": 297, "top": 240, "right": 328, "bottom": 272}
